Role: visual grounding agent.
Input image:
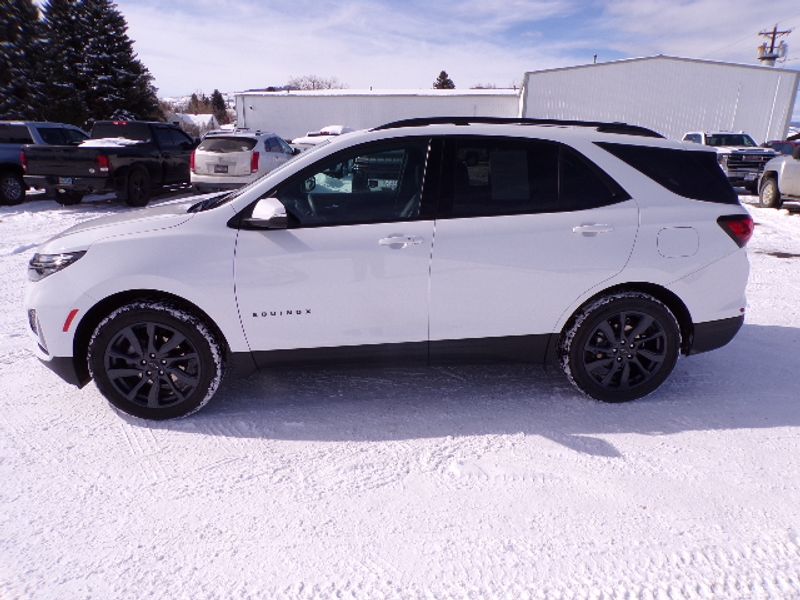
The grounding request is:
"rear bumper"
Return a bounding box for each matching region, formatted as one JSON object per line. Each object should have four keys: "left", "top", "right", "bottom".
{"left": 688, "top": 315, "right": 744, "bottom": 355}
{"left": 191, "top": 173, "right": 256, "bottom": 192}
{"left": 24, "top": 174, "right": 113, "bottom": 195}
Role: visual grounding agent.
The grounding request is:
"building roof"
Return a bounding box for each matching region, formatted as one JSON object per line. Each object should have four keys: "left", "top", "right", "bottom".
{"left": 524, "top": 54, "right": 800, "bottom": 77}
{"left": 235, "top": 88, "right": 520, "bottom": 98}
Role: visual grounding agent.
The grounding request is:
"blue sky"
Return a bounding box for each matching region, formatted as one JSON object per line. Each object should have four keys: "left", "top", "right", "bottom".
{"left": 114, "top": 0, "right": 799, "bottom": 111}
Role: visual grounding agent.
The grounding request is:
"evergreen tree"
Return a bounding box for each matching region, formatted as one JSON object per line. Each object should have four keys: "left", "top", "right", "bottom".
{"left": 210, "top": 89, "right": 229, "bottom": 124}
{"left": 0, "top": 0, "right": 45, "bottom": 120}
{"left": 40, "top": 0, "right": 89, "bottom": 125}
{"left": 433, "top": 70, "right": 455, "bottom": 89}
{"left": 79, "top": 0, "right": 160, "bottom": 122}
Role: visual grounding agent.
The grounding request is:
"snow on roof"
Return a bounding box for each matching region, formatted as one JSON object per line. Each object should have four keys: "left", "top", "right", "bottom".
{"left": 171, "top": 113, "right": 219, "bottom": 128}
{"left": 236, "top": 88, "right": 520, "bottom": 98}
{"left": 80, "top": 137, "right": 144, "bottom": 147}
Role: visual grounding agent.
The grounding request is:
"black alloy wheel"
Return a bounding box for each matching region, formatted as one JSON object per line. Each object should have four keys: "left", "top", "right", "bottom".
{"left": 562, "top": 293, "right": 680, "bottom": 402}
{"left": 0, "top": 172, "right": 26, "bottom": 205}
{"left": 125, "top": 168, "right": 151, "bottom": 207}
{"left": 89, "top": 303, "right": 223, "bottom": 419}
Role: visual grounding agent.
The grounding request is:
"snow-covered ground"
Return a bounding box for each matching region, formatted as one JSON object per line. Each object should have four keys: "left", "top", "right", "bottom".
{"left": 1, "top": 193, "right": 799, "bottom": 599}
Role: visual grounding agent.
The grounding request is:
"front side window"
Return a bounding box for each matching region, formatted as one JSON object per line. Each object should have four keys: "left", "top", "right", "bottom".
{"left": 276, "top": 140, "right": 429, "bottom": 227}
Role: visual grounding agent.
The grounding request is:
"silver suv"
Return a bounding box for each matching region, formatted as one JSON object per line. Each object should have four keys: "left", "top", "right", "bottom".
{"left": 191, "top": 129, "right": 297, "bottom": 192}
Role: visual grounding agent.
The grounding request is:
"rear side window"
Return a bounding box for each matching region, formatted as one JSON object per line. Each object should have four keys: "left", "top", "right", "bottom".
{"left": 597, "top": 142, "right": 738, "bottom": 204}
{"left": 0, "top": 125, "right": 33, "bottom": 144}
{"left": 198, "top": 137, "right": 257, "bottom": 152}
{"left": 91, "top": 122, "right": 151, "bottom": 141}
{"left": 444, "top": 137, "right": 627, "bottom": 218}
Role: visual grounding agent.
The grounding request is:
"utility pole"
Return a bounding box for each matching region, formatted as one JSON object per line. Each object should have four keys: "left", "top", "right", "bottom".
{"left": 757, "top": 24, "right": 791, "bottom": 66}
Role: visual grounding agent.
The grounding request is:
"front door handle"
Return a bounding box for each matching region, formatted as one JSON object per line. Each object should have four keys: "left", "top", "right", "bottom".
{"left": 378, "top": 235, "right": 424, "bottom": 249}
{"left": 572, "top": 224, "right": 614, "bottom": 235}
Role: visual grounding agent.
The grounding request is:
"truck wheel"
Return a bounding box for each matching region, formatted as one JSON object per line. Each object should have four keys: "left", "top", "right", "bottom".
{"left": 54, "top": 191, "right": 83, "bottom": 206}
{"left": 125, "top": 167, "right": 151, "bottom": 207}
{"left": 0, "top": 172, "right": 26, "bottom": 205}
{"left": 759, "top": 177, "right": 782, "bottom": 209}
{"left": 88, "top": 302, "right": 224, "bottom": 420}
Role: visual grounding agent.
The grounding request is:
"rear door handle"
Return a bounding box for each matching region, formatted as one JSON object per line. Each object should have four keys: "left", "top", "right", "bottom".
{"left": 572, "top": 224, "right": 614, "bottom": 235}
{"left": 378, "top": 235, "right": 424, "bottom": 249}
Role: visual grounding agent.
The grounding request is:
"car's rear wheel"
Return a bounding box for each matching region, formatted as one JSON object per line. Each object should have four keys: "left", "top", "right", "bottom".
{"left": 88, "top": 302, "right": 223, "bottom": 419}
{"left": 759, "top": 177, "right": 782, "bottom": 209}
{"left": 0, "top": 172, "right": 26, "bottom": 205}
{"left": 125, "top": 167, "right": 151, "bottom": 207}
{"left": 561, "top": 292, "right": 680, "bottom": 403}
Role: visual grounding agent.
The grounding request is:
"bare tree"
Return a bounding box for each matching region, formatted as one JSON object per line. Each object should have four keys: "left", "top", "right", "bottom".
{"left": 285, "top": 75, "right": 346, "bottom": 90}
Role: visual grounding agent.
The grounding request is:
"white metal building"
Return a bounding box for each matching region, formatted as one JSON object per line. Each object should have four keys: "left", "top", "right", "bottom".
{"left": 520, "top": 55, "right": 799, "bottom": 143}
{"left": 234, "top": 89, "right": 521, "bottom": 140}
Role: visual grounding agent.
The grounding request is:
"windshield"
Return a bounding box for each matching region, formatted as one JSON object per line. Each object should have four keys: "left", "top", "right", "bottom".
{"left": 198, "top": 137, "right": 257, "bottom": 152}
{"left": 706, "top": 134, "right": 756, "bottom": 147}
{"left": 188, "top": 141, "right": 332, "bottom": 212}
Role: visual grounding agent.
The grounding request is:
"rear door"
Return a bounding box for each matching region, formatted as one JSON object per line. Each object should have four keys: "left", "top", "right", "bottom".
{"left": 429, "top": 136, "right": 639, "bottom": 355}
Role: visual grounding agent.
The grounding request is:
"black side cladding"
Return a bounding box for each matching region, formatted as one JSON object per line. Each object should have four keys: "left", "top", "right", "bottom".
{"left": 596, "top": 142, "right": 739, "bottom": 204}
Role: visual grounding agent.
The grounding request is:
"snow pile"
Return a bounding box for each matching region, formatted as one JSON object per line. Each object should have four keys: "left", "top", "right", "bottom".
{"left": 1, "top": 193, "right": 799, "bottom": 598}
{"left": 79, "top": 137, "right": 145, "bottom": 147}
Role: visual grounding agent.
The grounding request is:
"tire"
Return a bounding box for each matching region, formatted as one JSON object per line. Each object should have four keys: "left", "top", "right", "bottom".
{"left": 88, "top": 302, "right": 224, "bottom": 420}
{"left": 759, "top": 177, "right": 782, "bottom": 209}
{"left": 54, "top": 191, "right": 83, "bottom": 206}
{"left": 560, "top": 292, "right": 681, "bottom": 403}
{"left": 0, "top": 171, "right": 26, "bottom": 205}
{"left": 124, "top": 167, "right": 151, "bottom": 207}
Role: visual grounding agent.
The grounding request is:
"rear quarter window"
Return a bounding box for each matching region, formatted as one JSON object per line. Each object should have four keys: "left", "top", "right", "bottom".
{"left": 596, "top": 142, "right": 738, "bottom": 205}
{"left": 198, "top": 137, "right": 257, "bottom": 152}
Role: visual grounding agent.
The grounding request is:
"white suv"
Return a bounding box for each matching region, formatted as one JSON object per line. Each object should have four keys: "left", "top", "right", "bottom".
{"left": 191, "top": 129, "right": 296, "bottom": 192}
{"left": 25, "top": 117, "right": 752, "bottom": 420}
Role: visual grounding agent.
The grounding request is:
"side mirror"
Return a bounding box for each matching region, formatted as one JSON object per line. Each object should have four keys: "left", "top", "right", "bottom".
{"left": 792, "top": 146, "right": 800, "bottom": 160}
{"left": 241, "top": 197, "right": 287, "bottom": 230}
{"left": 291, "top": 147, "right": 302, "bottom": 155}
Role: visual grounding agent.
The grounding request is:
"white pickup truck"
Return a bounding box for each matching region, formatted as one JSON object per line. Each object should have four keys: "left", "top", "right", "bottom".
{"left": 758, "top": 148, "right": 800, "bottom": 209}
{"left": 682, "top": 131, "right": 777, "bottom": 194}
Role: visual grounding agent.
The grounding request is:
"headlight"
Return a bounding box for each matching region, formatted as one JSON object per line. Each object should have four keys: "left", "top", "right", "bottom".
{"left": 717, "top": 154, "right": 728, "bottom": 164}
{"left": 28, "top": 251, "right": 86, "bottom": 282}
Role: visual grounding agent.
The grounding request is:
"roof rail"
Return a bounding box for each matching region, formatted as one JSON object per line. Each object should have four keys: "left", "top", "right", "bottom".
{"left": 371, "top": 116, "right": 664, "bottom": 138}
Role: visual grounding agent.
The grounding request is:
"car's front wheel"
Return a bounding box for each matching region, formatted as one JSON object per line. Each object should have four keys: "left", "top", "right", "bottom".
{"left": 88, "top": 302, "right": 223, "bottom": 419}
{"left": 560, "top": 292, "right": 680, "bottom": 402}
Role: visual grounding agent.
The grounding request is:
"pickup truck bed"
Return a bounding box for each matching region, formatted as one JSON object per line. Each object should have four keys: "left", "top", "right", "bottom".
{"left": 23, "top": 121, "right": 196, "bottom": 207}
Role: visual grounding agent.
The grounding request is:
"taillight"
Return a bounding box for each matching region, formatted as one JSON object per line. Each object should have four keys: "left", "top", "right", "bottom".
{"left": 96, "top": 155, "right": 110, "bottom": 173}
{"left": 251, "top": 151, "right": 260, "bottom": 173}
{"left": 717, "top": 215, "right": 754, "bottom": 248}
{"left": 20, "top": 150, "right": 28, "bottom": 173}
{"left": 190, "top": 150, "right": 196, "bottom": 173}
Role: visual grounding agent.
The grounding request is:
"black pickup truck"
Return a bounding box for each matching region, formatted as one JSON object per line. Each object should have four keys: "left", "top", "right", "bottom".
{"left": 22, "top": 120, "right": 197, "bottom": 206}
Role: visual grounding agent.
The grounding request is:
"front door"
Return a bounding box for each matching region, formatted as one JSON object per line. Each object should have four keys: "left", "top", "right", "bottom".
{"left": 234, "top": 138, "right": 434, "bottom": 362}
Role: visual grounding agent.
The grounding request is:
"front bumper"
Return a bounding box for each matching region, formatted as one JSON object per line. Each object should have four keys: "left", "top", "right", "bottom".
{"left": 38, "top": 355, "right": 90, "bottom": 387}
